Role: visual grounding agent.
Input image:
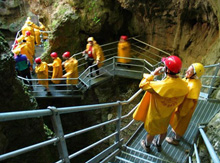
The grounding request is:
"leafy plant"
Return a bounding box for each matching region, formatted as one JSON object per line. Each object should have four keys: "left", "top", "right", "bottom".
{"left": 44, "top": 124, "right": 54, "bottom": 139}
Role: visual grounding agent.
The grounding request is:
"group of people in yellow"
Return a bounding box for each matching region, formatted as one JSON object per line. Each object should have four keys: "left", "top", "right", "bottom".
{"left": 34, "top": 35, "right": 128, "bottom": 94}
{"left": 133, "top": 55, "right": 205, "bottom": 153}
{"left": 35, "top": 51, "right": 78, "bottom": 94}
{"left": 12, "top": 17, "right": 48, "bottom": 71}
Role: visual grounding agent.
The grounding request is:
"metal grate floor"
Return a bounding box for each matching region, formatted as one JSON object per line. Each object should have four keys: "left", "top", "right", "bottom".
{"left": 112, "top": 99, "right": 220, "bottom": 163}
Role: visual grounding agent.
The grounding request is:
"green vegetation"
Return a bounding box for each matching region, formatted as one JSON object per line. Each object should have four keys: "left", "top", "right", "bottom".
{"left": 88, "top": 1, "right": 101, "bottom": 24}
{"left": 58, "top": 6, "right": 67, "bottom": 16}
{"left": 50, "top": 19, "right": 58, "bottom": 29}
{"left": 53, "top": 1, "right": 59, "bottom": 8}
{"left": 43, "top": 40, "right": 49, "bottom": 51}
{"left": 44, "top": 124, "right": 54, "bottom": 138}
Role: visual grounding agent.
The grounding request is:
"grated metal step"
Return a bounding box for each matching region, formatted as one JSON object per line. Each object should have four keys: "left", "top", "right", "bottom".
{"left": 111, "top": 145, "right": 173, "bottom": 163}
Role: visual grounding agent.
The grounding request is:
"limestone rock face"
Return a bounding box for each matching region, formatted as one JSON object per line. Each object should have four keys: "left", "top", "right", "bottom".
{"left": 117, "top": 0, "right": 220, "bottom": 67}
{"left": 0, "top": 32, "right": 53, "bottom": 162}
{"left": 24, "top": 0, "right": 130, "bottom": 60}
{"left": 0, "top": 0, "right": 28, "bottom": 35}
{"left": 207, "top": 112, "right": 220, "bottom": 157}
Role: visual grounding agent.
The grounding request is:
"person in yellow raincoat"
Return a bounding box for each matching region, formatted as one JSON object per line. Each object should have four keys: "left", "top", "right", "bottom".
{"left": 34, "top": 29, "right": 41, "bottom": 46}
{"left": 166, "top": 63, "right": 205, "bottom": 145}
{"left": 62, "top": 51, "right": 78, "bottom": 85}
{"left": 21, "top": 17, "right": 41, "bottom": 37}
{"left": 35, "top": 57, "right": 50, "bottom": 95}
{"left": 16, "top": 31, "right": 35, "bottom": 69}
{"left": 83, "top": 37, "right": 105, "bottom": 77}
{"left": 39, "top": 22, "right": 48, "bottom": 40}
{"left": 133, "top": 56, "right": 188, "bottom": 153}
{"left": 117, "top": 35, "right": 131, "bottom": 64}
{"left": 48, "top": 52, "right": 63, "bottom": 84}
{"left": 34, "top": 22, "right": 48, "bottom": 45}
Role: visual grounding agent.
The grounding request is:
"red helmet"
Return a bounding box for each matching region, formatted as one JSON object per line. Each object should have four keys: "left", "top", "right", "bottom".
{"left": 162, "top": 56, "right": 182, "bottom": 74}
{"left": 62, "top": 51, "right": 70, "bottom": 58}
{"left": 25, "top": 31, "right": 31, "bottom": 36}
{"left": 35, "top": 57, "right": 42, "bottom": 64}
{"left": 120, "top": 35, "right": 128, "bottom": 41}
{"left": 50, "top": 52, "right": 58, "bottom": 58}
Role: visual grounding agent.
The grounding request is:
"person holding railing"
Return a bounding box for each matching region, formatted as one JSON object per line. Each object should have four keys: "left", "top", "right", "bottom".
{"left": 35, "top": 57, "right": 50, "bottom": 95}
{"left": 48, "top": 52, "right": 63, "bottom": 84}
{"left": 39, "top": 22, "right": 49, "bottom": 40}
{"left": 34, "top": 22, "right": 48, "bottom": 46}
{"left": 117, "top": 35, "right": 131, "bottom": 65}
{"left": 62, "top": 51, "right": 78, "bottom": 85}
{"left": 166, "top": 63, "right": 205, "bottom": 145}
{"left": 83, "top": 37, "right": 105, "bottom": 77}
{"left": 133, "top": 56, "right": 189, "bottom": 153}
{"left": 13, "top": 48, "right": 33, "bottom": 90}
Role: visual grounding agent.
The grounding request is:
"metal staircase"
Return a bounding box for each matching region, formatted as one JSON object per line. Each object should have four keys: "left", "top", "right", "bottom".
{"left": 1, "top": 62, "right": 219, "bottom": 162}
{"left": 8, "top": 31, "right": 220, "bottom": 162}
{"left": 16, "top": 37, "right": 168, "bottom": 99}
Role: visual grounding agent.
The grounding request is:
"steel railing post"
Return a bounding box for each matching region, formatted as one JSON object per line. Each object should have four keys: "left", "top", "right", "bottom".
{"left": 89, "top": 71, "right": 91, "bottom": 87}
{"left": 113, "top": 57, "right": 116, "bottom": 77}
{"left": 115, "top": 102, "right": 122, "bottom": 143}
{"left": 207, "top": 63, "right": 220, "bottom": 98}
{"left": 199, "top": 126, "right": 220, "bottom": 163}
{"left": 49, "top": 106, "right": 70, "bottom": 163}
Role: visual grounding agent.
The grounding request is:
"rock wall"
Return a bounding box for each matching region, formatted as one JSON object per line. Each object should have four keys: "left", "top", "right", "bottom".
{"left": 0, "top": 32, "right": 54, "bottom": 162}
{"left": 118, "top": 0, "right": 220, "bottom": 67}
{"left": 0, "top": 0, "right": 28, "bottom": 39}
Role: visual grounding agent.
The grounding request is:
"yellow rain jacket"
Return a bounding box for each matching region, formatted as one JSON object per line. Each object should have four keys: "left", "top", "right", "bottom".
{"left": 21, "top": 24, "right": 35, "bottom": 37}
{"left": 133, "top": 74, "right": 188, "bottom": 135}
{"left": 63, "top": 58, "right": 78, "bottom": 84}
{"left": 22, "top": 21, "right": 40, "bottom": 36}
{"left": 170, "top": 78, "right": 202, "bottom": 136}
{"left": 35, "top": 62, "right": 49, "bottom": 89}
{"left": 17, "top": 35, "right": 35, "bottom": 56}
{"left": 86, "top": 42, "right": 105, "bottom": 68}
{"left": 51, "top": 57, "right": 63, "bottom": 84}
{"left": 34, "top": 29, "right": 41, "bottom": 45}
{"left": 39, "top": 23, "right": 48, "bottom": 40}
{"left": 19, "top": 43, "right": 33, "bottom": 66}
{"left": 117, "top": 41, "right": 131, "bottom": 63}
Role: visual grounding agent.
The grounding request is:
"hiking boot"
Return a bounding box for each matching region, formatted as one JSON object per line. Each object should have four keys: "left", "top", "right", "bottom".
{"left": 165, "top": 137, "right": 180, "bottom": 145}
{"left": 140, "top": 140, "right": 151, "bottom": 153}
{"left": 152, "top": 139, "right": 162, "bottom": 152}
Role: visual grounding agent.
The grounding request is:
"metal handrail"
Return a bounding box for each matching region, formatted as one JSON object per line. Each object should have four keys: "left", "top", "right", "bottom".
{"left": 132, "top": 37, "right": 171, "bottom": 56}
{"left": 198, "top": 126, "right": 220, "bottom": 163}
{"left": 11, "top": 30, "right": 22, "bottom": 50}
{"left": 0, "top": 87, "right": 143, "bottom": 162}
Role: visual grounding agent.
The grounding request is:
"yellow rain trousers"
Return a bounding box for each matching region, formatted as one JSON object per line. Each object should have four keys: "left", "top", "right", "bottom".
{"left": 63, "top": 58, "right": 78, "bottom": 84}
{"left": 133, "top": 74, "right": 188, "bottom": 135}
{"left": 117, "top": 41, "right": 131, "bottom": 63}
{"left": 34, "top": 29, "right": 41, "bottom": 45}
{"left": 86, "top": 43, "right": 105, "bottom": 68}
{"left": 169, "top": 78, "right": 202, "bottom": 136}
{"left": 51, "top": 57, "right": 63, "bottom": 84}
{"left": 35, "top": 62, "right": 49, "bottom": 89}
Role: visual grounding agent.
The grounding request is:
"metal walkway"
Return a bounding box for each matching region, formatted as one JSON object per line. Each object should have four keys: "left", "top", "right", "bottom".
{"left": 8, "top": 32, "right": 220, "bottom": 162}
{"left": 0, "top": 64, "right": 219, "bottom": 163}
{"left": 110, "top": 100, "right": 220, "bottom": 163}
{"left": 17, "top": 37, "right": 166, "bottom": 98}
